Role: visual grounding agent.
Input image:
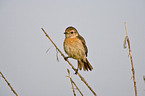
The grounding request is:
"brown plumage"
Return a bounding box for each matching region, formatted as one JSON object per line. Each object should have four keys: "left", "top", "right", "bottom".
{"left": 63, "top": 26, "right": 93, "bottom": 71}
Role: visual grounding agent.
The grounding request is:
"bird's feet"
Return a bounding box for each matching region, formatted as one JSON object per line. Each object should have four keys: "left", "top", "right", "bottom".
{"left": 75, "top": 69, "right": 78, "bottom": 74}
{"left": 64, "top": 57, "right": 69, "bottom": 61}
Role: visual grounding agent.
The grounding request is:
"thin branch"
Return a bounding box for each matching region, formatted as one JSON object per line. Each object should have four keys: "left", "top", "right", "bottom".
{"left": 124, "top": 22, "right": 137, "bottom": 96}
{"left": 67, "top": 69, "right": 76, "bottom": 96}
{"left": 0, "top": 72, "right": 18, "bottom": 96}
{"left": 41, "top": 28, "right": 97, "bottom": 96}
{"left": 67, "top": 69, "right": 84, "bottom": 96}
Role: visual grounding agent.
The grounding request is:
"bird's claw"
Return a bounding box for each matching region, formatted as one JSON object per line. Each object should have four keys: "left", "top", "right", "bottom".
{"left": 75, "top": 69, "right": 78, "bottom": 74}
{"left": 64, "top": 57, "right": 69, "bottom": 61}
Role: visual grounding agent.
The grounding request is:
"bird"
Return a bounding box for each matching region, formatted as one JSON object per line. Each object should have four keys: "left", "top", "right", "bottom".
{"left": 63, "top": 26, "right": 93, "bottom": 72}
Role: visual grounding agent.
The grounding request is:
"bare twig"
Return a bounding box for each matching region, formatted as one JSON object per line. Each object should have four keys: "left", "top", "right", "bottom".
{"left": 124, "top": 22, "right": 137, "bottom": 96}
{"left": 0, "top": 72, "right": 18, "bottom": 96}
{"left": 67, "top": 69, "right": 84, "bottom": 96}
{"left": 67, "top": 69, "right": 76, "bottom": 96}
{"left": 41, "top": 28, "right": 97, "bottom": 96}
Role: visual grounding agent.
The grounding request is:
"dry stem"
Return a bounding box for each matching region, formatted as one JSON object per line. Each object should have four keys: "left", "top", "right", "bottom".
{"left": 67, "top": 69, "right": 76, "bottom": 96}
{"left": 124, "top": 22, "right": 137, "bottom": 96}
{"left": 0, "top": 72, "right": 18, "bottom": 96}
{"left": 41, "top": 28, "right": 97, "bottom": 96}
{"left": 67, "top": 69, "right": 84, "bottom": 96}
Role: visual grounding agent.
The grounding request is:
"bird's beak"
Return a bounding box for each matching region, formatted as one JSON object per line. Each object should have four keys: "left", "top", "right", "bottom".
{"left": 64, "top": 32, "right": 67, "bottom": 34}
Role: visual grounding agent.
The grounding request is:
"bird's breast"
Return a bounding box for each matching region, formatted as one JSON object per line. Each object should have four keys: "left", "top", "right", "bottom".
{"left": 64, "top": 37, "right": 85, "bottom": 59}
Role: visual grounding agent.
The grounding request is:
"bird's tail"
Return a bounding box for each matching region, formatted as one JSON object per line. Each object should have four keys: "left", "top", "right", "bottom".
{"left": 78, "top": 58, "right": 93, "bottom": 71}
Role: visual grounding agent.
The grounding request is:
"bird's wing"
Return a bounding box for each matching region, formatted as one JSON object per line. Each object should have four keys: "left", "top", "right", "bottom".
{"left": 77, "top": 35, "right": 88, "bottom": 56}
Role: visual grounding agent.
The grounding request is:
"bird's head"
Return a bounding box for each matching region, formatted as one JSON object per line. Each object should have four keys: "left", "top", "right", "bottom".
{"left": 64, "top": 26, "right": 79, "bottom": 38}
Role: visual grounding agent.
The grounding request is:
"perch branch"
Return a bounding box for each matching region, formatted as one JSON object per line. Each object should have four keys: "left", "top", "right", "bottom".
{"left": 0, "top": 72, "right": 18, "bottom": 96}
{"left": 124, "top": 22, "right": 137, "bottom": 96}
{"left": 41, "top": 28, "right": 97, "bottom": 96}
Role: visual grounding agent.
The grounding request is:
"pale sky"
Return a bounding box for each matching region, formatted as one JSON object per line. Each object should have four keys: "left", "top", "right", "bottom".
{"left": 0, "top": 0, "right": 145, "bottom": 96}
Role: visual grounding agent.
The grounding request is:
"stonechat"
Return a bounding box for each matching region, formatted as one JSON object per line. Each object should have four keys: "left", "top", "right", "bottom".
{"left": 63, "top": 26, "right": 93, "bottom": 71}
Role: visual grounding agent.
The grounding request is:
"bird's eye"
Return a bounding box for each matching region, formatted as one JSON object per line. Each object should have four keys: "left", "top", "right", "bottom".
{"left": 71, "top": 32, "right": 73, "bottom": 34}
